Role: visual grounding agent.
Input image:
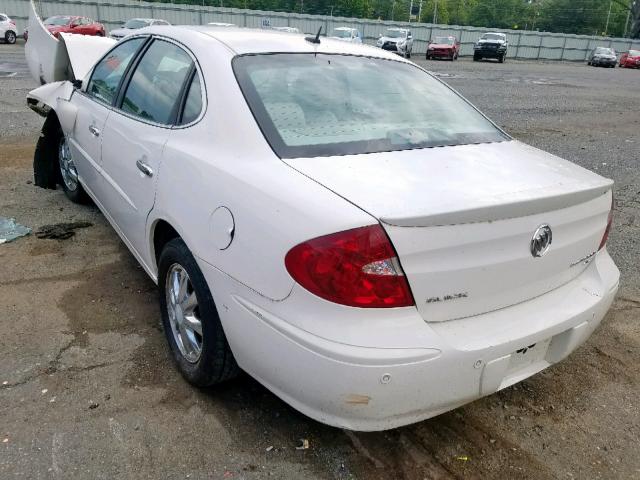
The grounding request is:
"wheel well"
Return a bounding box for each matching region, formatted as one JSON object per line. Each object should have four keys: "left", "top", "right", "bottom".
{"left": 153, "top": 220, "right": 180, "bottom": 263}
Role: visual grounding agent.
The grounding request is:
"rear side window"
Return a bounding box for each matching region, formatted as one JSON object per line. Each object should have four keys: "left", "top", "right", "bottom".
{"left": 121, "top": 39, "right": 193, "bottom": 124}
{"left": 87, "top": 38, "right": 145, "bottom": 105}
{"left": 179, "top": 73, "right": 202, "bottom": 125}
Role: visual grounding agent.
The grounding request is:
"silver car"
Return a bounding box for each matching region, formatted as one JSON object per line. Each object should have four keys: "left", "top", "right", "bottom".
{"left": 109, "top": 18, "right": 169, "bottom": 40}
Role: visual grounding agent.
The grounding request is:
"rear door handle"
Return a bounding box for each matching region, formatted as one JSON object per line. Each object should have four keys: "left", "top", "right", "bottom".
{"left": 136, "top": 159, "right": 153, "bottom": 177}
{"left": 88, "top": 125, "right": 100, "bottom": 137}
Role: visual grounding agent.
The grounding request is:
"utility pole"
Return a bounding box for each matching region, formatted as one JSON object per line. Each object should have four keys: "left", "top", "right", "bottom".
{"left": 623, "top": 0, "right": 632, "bottom": 36}
{"left": 418, "top": 0, "right": 423, "bottom": 22}
{"left": 391, "top": 0, "right": 396, "bottom": 21}
{"left": 410, "top": 0, "right": 413, "bottom": 22}
{"left": 604, "top": 0, "right": 612, "bottom": 35}
{"left": 433, "top": 0, "right": 438, "bottom": 24}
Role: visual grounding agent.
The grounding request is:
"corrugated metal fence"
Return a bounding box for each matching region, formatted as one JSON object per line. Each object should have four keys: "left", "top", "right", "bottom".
{"left": 3, "top": 0, "right": 640, "bottom": 60}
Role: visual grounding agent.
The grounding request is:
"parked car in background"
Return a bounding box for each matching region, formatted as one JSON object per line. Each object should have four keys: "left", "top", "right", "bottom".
{"left": 619, "top": 49, "right": 640, "bottom": 68}
{"left": 110, "top": 18, "right": 169, "bottom": 40}
{"left": 473, "top": 32, "right": 508, "bottom": 62}
{"left": 426, "top": 36, "right": 459, "bottom": 60}
{"left": 329, "top": 27, "right": 362, "bottom": 44}
{"left": 376, "top": 28, "right": 413, "bottom": 58}
{"left": 272, "top": 26, "right": 299, "bottom": 33}
{"left": 0, "top": 13, "right": 18, "bottom": 44}
{"left": 588, "top": 47, "right": 617, "bottom": 67}
{"left": 207, "top": 22, "right": 236, "bottom": 27}
{"left": 42, "top": 15, "right": 105, "bottom": 38}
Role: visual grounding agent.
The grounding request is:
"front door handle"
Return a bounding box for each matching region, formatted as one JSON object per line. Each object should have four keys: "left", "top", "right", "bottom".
{"left": 136, "top": 159, "right": 153, "bottom": 177}
{"left": 88, "top": 125, "right": 100, "bottom": 137}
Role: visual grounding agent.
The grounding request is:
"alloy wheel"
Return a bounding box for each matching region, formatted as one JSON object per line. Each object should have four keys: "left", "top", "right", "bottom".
{"left": 165, "top": 263, "right": 203, "bottom": 363}
{"left": 58, "top": 136, "right": 78, "bottom": 191}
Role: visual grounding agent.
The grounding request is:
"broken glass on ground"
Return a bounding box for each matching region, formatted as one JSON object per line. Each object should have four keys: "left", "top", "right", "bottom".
{"left": 0, "top": 217, "right": 31, "bottom": 244}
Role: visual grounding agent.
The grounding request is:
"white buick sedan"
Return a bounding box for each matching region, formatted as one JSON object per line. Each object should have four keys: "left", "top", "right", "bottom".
{"left": 25, "top": 8, "right": 618, "bottom": 431}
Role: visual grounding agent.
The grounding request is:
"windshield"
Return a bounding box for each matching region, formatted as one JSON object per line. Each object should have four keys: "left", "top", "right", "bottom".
{"left": 233, "top": 54, "right": 507, "bottom": 159}
{"left": 595, "top": 47, "right": 614, "bottom": 55}
{"left": 386, "top": 30, "right": 406, "bottom": 38}
{"left": 44, "top": 16, "right": 71, "bottom": 26}
{"left": 629, "top": 50, "right": 640, "bottom": 56}
{"left": 434, "top": 36, "right": 454, "bottom": 45}
{"left": 124, "top": 19, "right": 150, "bottom": 29}
{"left": 481, "top": 33, "right": 504, "bottom": 41}
{"left": 333, "top": 29, "right": 353, "bottom": 38}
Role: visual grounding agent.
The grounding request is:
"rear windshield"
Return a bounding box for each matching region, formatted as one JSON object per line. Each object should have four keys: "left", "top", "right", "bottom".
{"left": 124, "top": 19, "right": 151, "bottom": 29}
{"left": 44, "top": 16, "right": 71, "bottom": 26}
{"left": 233, "top": 54, "right": 507, "bottom": 159}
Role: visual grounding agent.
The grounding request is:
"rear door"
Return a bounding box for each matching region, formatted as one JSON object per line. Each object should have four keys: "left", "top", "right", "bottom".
{"left": 98, "top": 37, "right": 195, "bottom": 265}
{"left": 69, "top": 37, "right": 146, "bottom": 196}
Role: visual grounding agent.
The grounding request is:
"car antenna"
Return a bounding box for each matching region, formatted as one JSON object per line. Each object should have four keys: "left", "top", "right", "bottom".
{"left": 305, "top": 26, "right": 322, "bottom": 44}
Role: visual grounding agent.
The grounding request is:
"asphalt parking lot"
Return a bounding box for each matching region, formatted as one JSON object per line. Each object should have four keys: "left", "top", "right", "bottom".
{"left": 1, "top": 40, "right": 639, "bottom": 479}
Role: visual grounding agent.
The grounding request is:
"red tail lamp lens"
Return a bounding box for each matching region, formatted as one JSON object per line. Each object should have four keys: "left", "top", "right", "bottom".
{"left": 285, "top": 225, "right": 414, "bottom": 308}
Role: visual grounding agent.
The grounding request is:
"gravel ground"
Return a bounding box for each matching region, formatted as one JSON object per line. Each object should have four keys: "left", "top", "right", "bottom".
{"left": 1, "top": 42, "right": 639, "bottom": 479}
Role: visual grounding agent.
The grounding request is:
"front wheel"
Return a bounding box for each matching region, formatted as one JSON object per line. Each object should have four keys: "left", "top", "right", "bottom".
{"left": 158, "top": 238, "right": 239, "bottom": 387}
{"left": 473, "top": 54, "right": 480, "bottom": 61}
{"left": 57, "top": 134, "right": 89, "bottom": 203}
{"left": 5, "top": 31, "right": 16, "bottom": 44}
{"left": 498, "top": 53, "right": 506, "bottom": 63}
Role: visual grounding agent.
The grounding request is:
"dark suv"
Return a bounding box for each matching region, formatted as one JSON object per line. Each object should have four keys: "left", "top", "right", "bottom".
{"left": 473, "top": 32, "right": 508, "bottom": 63}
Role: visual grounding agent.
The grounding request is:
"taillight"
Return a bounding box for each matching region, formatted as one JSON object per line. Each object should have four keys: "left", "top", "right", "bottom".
{"left": 598, "top": 194, "right": 614, "bottom": 250}
{"left": 285, "top": 225, "right": 414, "bottom": 308}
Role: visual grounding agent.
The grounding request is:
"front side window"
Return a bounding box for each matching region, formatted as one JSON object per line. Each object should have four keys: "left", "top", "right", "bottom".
{"left": 121, "top": 39, "right": 193, "bottom": 124}
{"left": 87, "top": 37, "right": 146, "bottom": 105}
{"left": 234, "top": 54, "right": 507, "bottom": 159}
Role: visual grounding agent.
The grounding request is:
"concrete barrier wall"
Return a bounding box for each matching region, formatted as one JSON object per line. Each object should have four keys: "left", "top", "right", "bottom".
{"left": 3, "top": 0, "right": 640, "bottom": 60}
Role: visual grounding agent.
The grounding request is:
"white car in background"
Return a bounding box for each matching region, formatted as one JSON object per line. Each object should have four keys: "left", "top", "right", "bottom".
{"left": 0, "top": 13, "right": 18, "bottom": 44}
{"left": 109, "top": 18, "right": 170, "bottom": 40}
{"left": 376, "top": 27, "right": 413, "bottom": 58}
{"left": 25, "top": 0, "right": 618, "bottom": 431}
{"left": 329, "top": 27, "right": 362, "bottom": 43}
{"left": 207, "top": 22, "right": 236, "bottom": 27}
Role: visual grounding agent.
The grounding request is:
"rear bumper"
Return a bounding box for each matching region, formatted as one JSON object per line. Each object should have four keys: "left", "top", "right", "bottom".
{"left": 201, "top": 249, "right": 618, "bottom": 431}
{"left": 427, "top": 49, "right": 454, "bottom": 58}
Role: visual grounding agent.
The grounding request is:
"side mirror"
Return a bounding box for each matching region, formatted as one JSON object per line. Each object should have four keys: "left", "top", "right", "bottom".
{"left": 72, "top": 79, "right": 82, "bottom": 89}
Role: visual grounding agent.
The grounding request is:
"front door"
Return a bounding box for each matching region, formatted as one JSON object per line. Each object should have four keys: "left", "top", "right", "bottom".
{"left": 68, "top": 36, "right": 148, "bottom": 199}
{"left": 98, "top": 38, "right": 195, "bottom": 267}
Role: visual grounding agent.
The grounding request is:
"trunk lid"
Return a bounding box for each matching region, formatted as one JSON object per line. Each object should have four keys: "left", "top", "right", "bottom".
{"left": 283, "top": 140, "right": 613, "bottom": 321}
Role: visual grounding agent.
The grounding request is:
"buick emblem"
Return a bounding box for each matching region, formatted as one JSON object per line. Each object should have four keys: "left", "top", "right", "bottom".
{"left": 530, "top": 224, "right": 552, "bottom": 258}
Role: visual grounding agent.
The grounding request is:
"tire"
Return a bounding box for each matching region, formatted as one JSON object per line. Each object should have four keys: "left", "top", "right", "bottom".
{"left": 406, "top": 49, "right": 411, "bottom": 59}
{"left": 473, "top": 54, "right": 480, "bottom": 61}
{"left": 426, "top": 54, "right": 430, "bottom": 60}
{"left": 5, "top": 31, "right": 16, "bottom": 44}
{"left": 158, "top": 238, "right": 239, "bottom": 387}
{"left": 33, "top": 114, "right": 89, "bottom": 204}
{"left": 54, "top": 126, "right": 89, "bottom": 203}
{"left": 498, "top": 53, "right": 505, "bottom": 63}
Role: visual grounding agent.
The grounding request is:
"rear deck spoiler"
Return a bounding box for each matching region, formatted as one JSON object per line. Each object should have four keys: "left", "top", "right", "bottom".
{"left": 25, "top": 0, "right": 116, "bottom": 84}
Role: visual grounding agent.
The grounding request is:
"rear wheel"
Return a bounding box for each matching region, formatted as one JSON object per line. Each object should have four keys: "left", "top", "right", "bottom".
{"left": 498, "top": 53, "right": 506, "bottom": 63}
{"left": 158, "top": 238, "right": 239, "bottom": 387}
{"left": 473, "top": 53, "right": 480, "bottom": 61}
{"left": 5, "top": 31, "right": 16, "bottom": 44}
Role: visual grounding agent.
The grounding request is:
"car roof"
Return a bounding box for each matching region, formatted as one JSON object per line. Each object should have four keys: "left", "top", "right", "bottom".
{"left": 333, "top": 27, "right": 356, "bottom": 30}
{"left": 150, "top": 25, "right": 402, "bottom": 59}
